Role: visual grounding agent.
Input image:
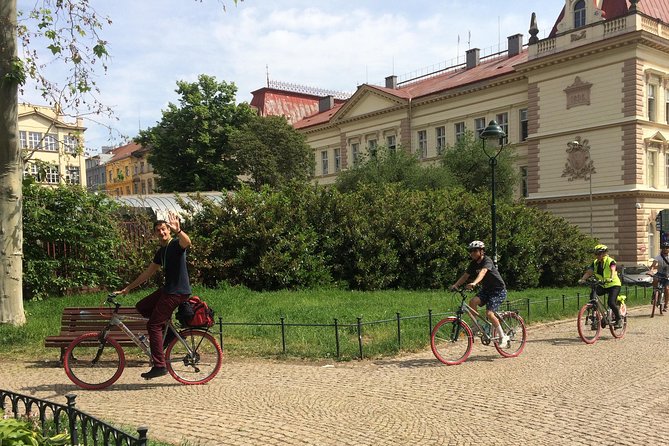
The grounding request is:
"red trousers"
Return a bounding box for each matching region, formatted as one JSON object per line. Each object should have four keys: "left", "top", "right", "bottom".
{"left": 135, "top": 289, "right": 189, "bottom": 368}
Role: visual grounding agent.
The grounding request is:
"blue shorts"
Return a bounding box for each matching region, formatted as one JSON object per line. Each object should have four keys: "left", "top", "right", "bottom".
{"left": 477, "top": 288, "right": 507, "bottom": 312}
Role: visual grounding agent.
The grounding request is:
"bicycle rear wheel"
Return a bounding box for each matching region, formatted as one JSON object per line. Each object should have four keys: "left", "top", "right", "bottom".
{"left": 63, "top": 332, "right": 125, "bottom": 390}
{"left": 577, "top": 303, "right": 602, "bottom": 344}
{"left": 165, "top": 329, "right": 222, "bottom": 384}
{"left": 609, "top": 304, "right": 628, "bottom": 339}
{"left": 494, "top": 312, "right": 527, "bottom": 358}
{"left": 430, "top": 317, "right": 472, "bottom": 365}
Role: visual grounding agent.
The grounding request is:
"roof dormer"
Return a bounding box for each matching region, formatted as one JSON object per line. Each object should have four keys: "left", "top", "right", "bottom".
{"left": 555, "top": 0, "right": 605, "bottom": 35}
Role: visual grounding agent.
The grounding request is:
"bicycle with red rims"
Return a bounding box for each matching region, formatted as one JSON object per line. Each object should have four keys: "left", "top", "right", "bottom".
{"left": 430, "top": 288, "right": 527, "bottom": 365}
{"left": 63, "top": 293, "right": 222, "bottom": 390}
{"left": 649, "top": 272, "right": 668, "bottom": 318}
{"left": 577, "top": 278, "right": 627, "bottom": 344}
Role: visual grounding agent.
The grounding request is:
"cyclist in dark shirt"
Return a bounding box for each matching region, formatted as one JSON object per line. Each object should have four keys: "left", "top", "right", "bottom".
{"left": 117, "top": 211, "right": 192, "bottom": 379}
{"left": 450, "top": 240, "right": 509, "bottom": 346}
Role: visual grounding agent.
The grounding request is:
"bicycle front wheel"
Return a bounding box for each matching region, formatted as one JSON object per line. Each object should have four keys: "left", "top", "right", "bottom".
{"left": 166, "top": 330, "right": 222, "bottom": 384}
{"left": 577, "top": 303, "right": 602, "bottom": 344}
{"left": 494, "top": 312, "right": 527, "bottom": 358}
{"left": 430, "top": 317, "right": 473, "bottom": 366}
{"left": 651, "top": 289, "right": 659, "bottom": 318}
{"left": 63, "top": 332, "right": 125, "bottom": 390}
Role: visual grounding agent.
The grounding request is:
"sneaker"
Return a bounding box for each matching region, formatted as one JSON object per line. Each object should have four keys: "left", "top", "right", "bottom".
{"left": 614, "top": 318, "right": 624, "bottom": 329}
{"left": 140, "top": 366, "right": 167, "bottom": 380}
{"left": 499, "top": 335, "right": 510, "bottom": 348}
{"left": 590, "top": 322, "right": 598, "bottom": 331}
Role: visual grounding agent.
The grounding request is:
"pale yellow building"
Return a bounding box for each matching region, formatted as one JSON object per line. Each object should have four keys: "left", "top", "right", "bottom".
{"left": 294, "top": 0, "right": 669, "bottom": 265}
{"left": 18, "top": 103, "right": 87, "bottom": 186}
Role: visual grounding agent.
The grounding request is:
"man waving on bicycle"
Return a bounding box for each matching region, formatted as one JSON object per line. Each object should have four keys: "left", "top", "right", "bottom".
{"left": 450, "top": 240, "right": 509, "bottom": 347}
{"left": 117, "top": 211, "right": 192, "bottom": 380}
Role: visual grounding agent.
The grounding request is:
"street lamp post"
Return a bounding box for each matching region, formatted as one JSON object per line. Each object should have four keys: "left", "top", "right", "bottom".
{"left": 480, "top": 120, "right": 507, "bottom": 266}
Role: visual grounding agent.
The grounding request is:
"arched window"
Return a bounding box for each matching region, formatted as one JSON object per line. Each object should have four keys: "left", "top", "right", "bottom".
{"left": 574, "top": 0, "right": 586, "bottom": 28}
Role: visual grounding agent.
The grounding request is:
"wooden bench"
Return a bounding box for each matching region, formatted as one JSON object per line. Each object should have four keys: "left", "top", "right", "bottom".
{"left": 45, "top": 307, "right": 147, "bottom": 363}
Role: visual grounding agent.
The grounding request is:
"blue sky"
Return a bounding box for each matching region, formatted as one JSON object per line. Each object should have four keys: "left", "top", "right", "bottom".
{"left": 18, "top": 0, "right": 565, "bottom": 152}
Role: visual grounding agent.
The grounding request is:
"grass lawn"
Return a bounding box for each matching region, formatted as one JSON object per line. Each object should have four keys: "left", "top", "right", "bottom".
{"left": 0, "top": 284, "right": 652, "bottom": 361}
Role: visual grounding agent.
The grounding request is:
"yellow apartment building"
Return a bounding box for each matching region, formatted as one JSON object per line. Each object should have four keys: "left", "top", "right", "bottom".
{"left": 293, "top": 0, "right": 669, "bottom": 265}
{"left": 105, "top": 142, "right": 139, "bottom": 196}
{"left": 18, "top": 103, "right": 87, "bottom": 186}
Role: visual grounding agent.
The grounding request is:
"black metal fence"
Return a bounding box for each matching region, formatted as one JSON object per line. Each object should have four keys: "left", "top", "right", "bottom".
{"left": 218, "top": 285, "right": 650, "bottom": 360}
{"left": 0, "top": 390, "right": 148, "bottom": 446}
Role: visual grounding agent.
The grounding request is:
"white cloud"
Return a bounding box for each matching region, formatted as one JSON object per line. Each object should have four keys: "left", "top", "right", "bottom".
{"left": 17, "top": 0, "right": 564, "bottom": 150}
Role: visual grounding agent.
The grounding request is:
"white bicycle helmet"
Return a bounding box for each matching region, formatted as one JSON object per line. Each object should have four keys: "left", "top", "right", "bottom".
{"left": 468, "top": 240, "right": 485, "bottom": 250}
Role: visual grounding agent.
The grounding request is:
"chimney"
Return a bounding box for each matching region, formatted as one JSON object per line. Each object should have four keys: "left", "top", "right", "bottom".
{"left": 466, "top": 48, "right": 480, "bottom": 69}
{"left": 385, "top": 75, "right": 398, "bottom": 89}
{"left": 508, "top": 34, "right": 523, "bottom": 57}
{"left": 319, "top": 95, "right": 335, "bottom": 113}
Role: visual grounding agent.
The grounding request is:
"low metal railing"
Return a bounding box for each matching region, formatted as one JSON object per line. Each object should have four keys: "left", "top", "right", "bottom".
{"left": 0, "top": 390, "right": 148, "bottom": 446}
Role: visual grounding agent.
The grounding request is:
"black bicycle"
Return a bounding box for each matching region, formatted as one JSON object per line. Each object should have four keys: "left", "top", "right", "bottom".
{"left": 577, "top": 278, "right": 627, "bottom": 344}
{"left": 430, "top": 288, "right": 527, "bottom": 365}
{"left": 649, "top": 272, "right": 668, "bottom": 318}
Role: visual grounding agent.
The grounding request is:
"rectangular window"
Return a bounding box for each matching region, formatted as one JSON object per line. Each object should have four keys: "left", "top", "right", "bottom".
{"left": 28, "top": 131, "right": 42, "bottom": 149}
{"left": 140, "top": 162, "right": 145, "bottom": 173}
{"left": 321, "top": 150, "right": 329, "bottom": 175}
{"left": 648, "top": 151, "right": 657, "bottom": 187}
{"left": 42, "top": 134, "right": 57, "bottom": 151}
{"left": 141, "top": 181, "right": 147, "bottom": 195}
{"left": 519, "top": 109, "right": 528, "bottom": 142}
{"left": 368, "top": 139, "right": 377, "bottom": 157}
{"left": 66, "top": 166, "right": 80, "bottom": 185}
{"left": 63, "top": 135, "right": 78, "bottom": 153}
{"left": 520, "top": 166, "right": 528, "bottom": 197}
{"left": 455, "top": 122, "right": 466, "bottom": 142}
{"left": 334, "top": 148, "right": 341, "bottom": 172}
{"left": 496, "top": 112, "right": 509, "bottom": 145}
{"left": 133, "top": 182, "right": 138, "bottom": 194}
{"left": 648, "top": 84, "right": 656, "bottom": 121}
{"left": 125, "top": 166, "right": 129, "bottom": 177}
{"left": 45, "top": 165, "right": 59, "bottom": 184}
{"left": 148, "top": 178, "right": 153, "bottom": 194}
{"left": 386, "top": 135, "right": 396, "bottom": 153}
{"left": 351, "top": 142, "right": 360, "bottom": 165}
{"left": 474, "top": 118, "right": 486, "bottom": 139}
{"left": 574, "top": 4, "right": 586, "bottom": 28}
{"left": 19, "top": 131, "right": 27, "bottom": 149}
{"left": 417, "top": 130, "right": 427, "bottom": 159}
{"left": 435, "top": 126, "right": 446, "bottom": 155}
{"left": 665, "top": 89, "right": 669, "bottom": 124}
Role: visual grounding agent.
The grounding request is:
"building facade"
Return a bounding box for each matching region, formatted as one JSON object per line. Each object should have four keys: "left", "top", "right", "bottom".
{"left": 18, "top": 103, "right": 87, "bottom": 186}
{"left": 293, "top": 0, "right": 669, "bottom": 265}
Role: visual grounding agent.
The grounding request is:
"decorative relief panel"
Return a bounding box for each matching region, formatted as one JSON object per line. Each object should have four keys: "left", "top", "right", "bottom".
{"left": 564, "top": 76, "right": 592, "bottom": 109}
{"left": 562, "top": 137, "right": 596, "bottom": 181}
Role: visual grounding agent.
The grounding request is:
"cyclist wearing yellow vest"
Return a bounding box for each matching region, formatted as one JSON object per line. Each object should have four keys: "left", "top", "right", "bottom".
{"left": 578, "top": 244, "right": 623, "bottom": 328}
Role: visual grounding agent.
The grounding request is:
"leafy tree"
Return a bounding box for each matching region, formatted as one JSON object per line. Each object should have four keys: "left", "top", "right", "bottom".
{"left": 335, "top": 146, "right": 453, "bottom": 193}
{"left": 441, "top": 131, "right": 518, "bottom": 202}
{"left": 137, "top": 75, "right": 256, "bottom": 192}
{"left": 229, "top": 115, "right": 315, "bottom": 191}
{"left": 1, "top": 0, "right": 110, "bottom": 325}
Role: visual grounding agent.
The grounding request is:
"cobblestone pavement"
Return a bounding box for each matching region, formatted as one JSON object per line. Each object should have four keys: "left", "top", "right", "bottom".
{"left": 2, "top": 306, "right": 669, "bottom": 445}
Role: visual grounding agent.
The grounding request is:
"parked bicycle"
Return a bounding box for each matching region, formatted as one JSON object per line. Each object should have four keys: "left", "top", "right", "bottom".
{"left": 649, "top": 272, "right": 668, "bottom": 318}
{"left": 64, "top": 294, "right": 222, "bottom": 390}
{"left": 430, "top": 288, "right": 527, "bottom": 365}
{"left": 577, "top": 278, "right": 627, "bottom": 344}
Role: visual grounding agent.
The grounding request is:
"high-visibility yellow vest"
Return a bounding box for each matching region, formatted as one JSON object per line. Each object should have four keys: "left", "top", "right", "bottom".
{"left": 592, "top": 255, "right": 621, "bottom": 288}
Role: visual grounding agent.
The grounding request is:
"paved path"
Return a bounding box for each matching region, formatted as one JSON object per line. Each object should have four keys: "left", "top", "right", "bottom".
{"left": 2, "top": 306, "right": 669, "bottom": 445}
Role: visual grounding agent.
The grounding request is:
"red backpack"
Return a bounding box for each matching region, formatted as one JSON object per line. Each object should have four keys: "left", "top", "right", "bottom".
{"left": 176, "top": 296, "right": 215, "bottom": 328}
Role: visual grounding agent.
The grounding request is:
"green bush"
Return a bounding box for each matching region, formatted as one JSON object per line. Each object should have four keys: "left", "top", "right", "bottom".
{"left": 22, "top": 181, "right": 126, "bottom": 298}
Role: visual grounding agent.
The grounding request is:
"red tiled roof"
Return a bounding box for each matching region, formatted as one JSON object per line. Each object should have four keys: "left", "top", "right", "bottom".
{"left": 294, "top": 50, "right": 528, "bottom": 130}
{"left": 250, "top": 88, "right": 346, "bottom": 125}
{"left": 550, "top": 0, "right": 669, "bottom": 37}
{"left": 109, "top": 142, "right": 142, "bottom": 163}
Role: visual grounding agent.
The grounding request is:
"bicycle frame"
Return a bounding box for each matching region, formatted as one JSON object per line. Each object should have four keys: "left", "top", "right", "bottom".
{"left": 452, "top": 290, "right": 509, "bottom": 345}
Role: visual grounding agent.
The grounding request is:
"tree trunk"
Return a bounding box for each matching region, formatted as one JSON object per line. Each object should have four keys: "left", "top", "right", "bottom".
{"left": 0, "top": 0, "right": 26, "bottom": 325}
